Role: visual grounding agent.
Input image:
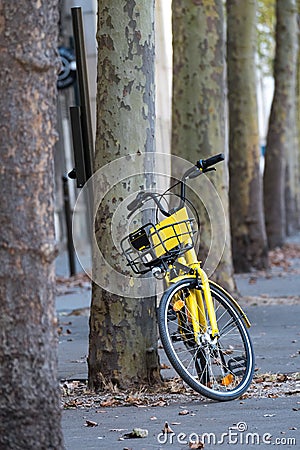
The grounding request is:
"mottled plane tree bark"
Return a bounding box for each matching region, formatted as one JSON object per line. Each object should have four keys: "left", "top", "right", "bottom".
{"left": 0, "top": 1, "right": 64, "bottom": 449}
{"left": 263, "top": 0, "right": 299, "bottom": 247}
{"left": 227, "top": 0, "right": 268, "bottom": 271}
{"left": 297, "top": 0, "right": 300, "bottom": 222}
{"left": 88, "top": 0, "right": 160, "bottom": 390}
{"left": 284, "top": 0, "right": 299, "bottom": 234}
{"left": 171, "top": 0, "right": 235, "bottom": 292}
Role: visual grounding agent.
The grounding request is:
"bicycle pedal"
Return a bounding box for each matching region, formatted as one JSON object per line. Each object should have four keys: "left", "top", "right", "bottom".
{"left": 227, "top": 356, "right": 246, "bottom": 376}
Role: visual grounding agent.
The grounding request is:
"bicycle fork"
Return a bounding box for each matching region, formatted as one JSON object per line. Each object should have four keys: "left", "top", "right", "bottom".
{"left": 186, "top": 248, "right": 219, "bottom": 339}
{"left": 171, "top": 248, "right": 219, "bottom": 343}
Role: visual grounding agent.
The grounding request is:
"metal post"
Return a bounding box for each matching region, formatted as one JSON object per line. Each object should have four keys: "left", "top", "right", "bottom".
{"left": 62, "top": 176, "right": 76, "bottom": 276}
{"left": 69, "top": 106, "right": 86, "bottom": 188}
{"left": 71, "top": 7, "right": 94, "bottom": 181}
{"left": 70, "top": 7, "right": 94, "bottom": 245}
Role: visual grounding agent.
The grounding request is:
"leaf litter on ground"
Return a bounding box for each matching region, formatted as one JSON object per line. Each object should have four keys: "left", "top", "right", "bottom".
{"left": 269, "top": 243, "right": 300, "bottom": 269}
{"left": 60, "top": 241, "right": 300, "bottom": 408}
{"left": 61, "top": 372, "right": 300, "bottom": 410}
{"left": 56, "top": 272, "right": 91, "bottom": 295}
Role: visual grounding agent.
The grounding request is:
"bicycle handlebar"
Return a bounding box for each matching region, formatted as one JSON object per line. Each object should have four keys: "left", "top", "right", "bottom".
{"left": 197, "top": 153, "right": 224, "bottom": 171}
{"left": 127, "top": 153, "right": 225, "bottom": 216}
{"left": 127, "top": 192, "right": 145, "bottom": 211}
{"left": 127, "top": 191, "right": 170, "bottom": 218}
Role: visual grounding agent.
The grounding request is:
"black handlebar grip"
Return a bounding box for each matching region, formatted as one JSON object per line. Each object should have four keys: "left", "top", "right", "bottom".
{"left": 198, "top": 153, "right": 225, "bottom": 170}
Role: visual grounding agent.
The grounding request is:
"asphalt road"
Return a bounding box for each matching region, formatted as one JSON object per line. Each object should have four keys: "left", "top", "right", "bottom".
{"left": 56, "top": 247, "right": 300, "bottom": 450}
{"left": 62, "top": 396, "right": 299, "bottom": 449}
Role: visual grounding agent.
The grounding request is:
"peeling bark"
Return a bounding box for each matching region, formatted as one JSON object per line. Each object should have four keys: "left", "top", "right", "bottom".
{"left": 264, "top": 0, "right": 299, "bottom": 248}
{"left": 297, "top": 1, "right": 300, "bottom": 227}
{"left": 0, "top": 1, "right": 63, "bottom": 448}
{"left": 171, "top": 0, "right": 235, "bottom": 292}
{"left": 89, "top": 0, "right": 161, "bottom": 390}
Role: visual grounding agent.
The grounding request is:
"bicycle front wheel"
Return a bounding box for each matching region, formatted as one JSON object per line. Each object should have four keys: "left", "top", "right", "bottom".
{"left": 158, "top": 277, "right": 255, "bottom": 401}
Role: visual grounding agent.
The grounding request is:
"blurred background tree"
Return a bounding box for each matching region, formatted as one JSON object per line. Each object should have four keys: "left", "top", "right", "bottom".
{"left": 171, "top": 0, "right": 235, "bottom": 291}
{"left": 227, "top": 0, "right": 268, "bottom": 272}
{"left": 263, "top": 0, "right": 299, "bottom": 248}
{"left": 257, "top": 0, "right": 276, "bottom": 76}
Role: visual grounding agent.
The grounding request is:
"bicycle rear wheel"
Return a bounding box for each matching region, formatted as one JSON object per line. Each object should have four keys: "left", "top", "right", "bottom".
{"left": 158, "top": 277, "right": 254, "bottom": 401}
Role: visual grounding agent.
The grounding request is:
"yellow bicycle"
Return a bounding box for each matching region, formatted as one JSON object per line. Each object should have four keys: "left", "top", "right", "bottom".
{"left": 121, "top": 154, "right": 254, "bottom": 401}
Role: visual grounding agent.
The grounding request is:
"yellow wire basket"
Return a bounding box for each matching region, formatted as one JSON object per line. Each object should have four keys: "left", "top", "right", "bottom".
{"left": 121, "top": 207, "right": 195, "bottom": 274}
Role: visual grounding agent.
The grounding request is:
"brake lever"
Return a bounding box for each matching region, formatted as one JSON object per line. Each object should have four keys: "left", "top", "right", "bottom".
{"left": 202, "top": 167, "right": 216, "bottom": 174}
{"left": 187, "top": 166, "right": 216, "bottom": 179}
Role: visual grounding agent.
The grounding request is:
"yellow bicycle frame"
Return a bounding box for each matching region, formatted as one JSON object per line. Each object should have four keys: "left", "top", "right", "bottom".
{"left": 166, "top": 248, "right": 219, "bottom": 342}
{"left": 152, "top": 205, "right": 250, "bottom": 344}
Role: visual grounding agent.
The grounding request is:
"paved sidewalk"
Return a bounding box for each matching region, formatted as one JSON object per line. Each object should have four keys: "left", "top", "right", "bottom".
{"left": 56, "top": 236, "right": 300, "bottom": 450}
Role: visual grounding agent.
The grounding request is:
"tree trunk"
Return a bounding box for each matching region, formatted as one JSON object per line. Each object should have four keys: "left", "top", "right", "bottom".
{"left": 0, "top": 2, "right": 64, "bottom": 449}
{"left": 285, "top": 0, "right": 300, "bottom": 234}
{"left": 227, "top": 0, "right": 268, "bottom": 272}
{"left": 264, "top": 0, "right": 299, "bottom": 247}
{"left": 88, "top": 0, "right": 160, "bottom": 391}
{"left": 297, "top": 1, "right": 300, "bottom": 226}
{"left": 171, "top": 0, "right": 235, "bottom": 292}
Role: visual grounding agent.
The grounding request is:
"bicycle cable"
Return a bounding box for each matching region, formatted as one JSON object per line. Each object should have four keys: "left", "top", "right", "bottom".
{"left": 154, "top": 180, "right": 201, "bottom": 251}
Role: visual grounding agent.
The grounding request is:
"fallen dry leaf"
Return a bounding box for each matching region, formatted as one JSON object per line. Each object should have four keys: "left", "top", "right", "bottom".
{"left": 277, "top": 374, "right": 288, "bottom": 382}
{"left": 249, "top": 277, "right": 257, "bottom": 284}
{"left": 152, "top": 400, "right": 167, "bottom": 407}
{"left": 160, "top": 363, "right": 171, "bottom": 369}
{"left": 85, "top": 420, "right": 98, "bottom": 427}
{"left": 163, "top": 422, "right": 174, "bottom": 433}
{"left": 189, "top": 440, "right": 205, "bottom": 448}
{"left": 100, "top": 398, "right": 119, "bottom": 407}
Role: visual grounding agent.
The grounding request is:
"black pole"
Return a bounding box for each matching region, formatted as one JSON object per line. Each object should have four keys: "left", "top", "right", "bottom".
{"left": 71, "top": 7, "right": 94, "bottom": 180}
{"left": 69, "top": 106, "right": 86, "bottom": 188}
{"left": 71, "top": 7, "right": 94, "bottom": 244}
{"left": 62, "top": 176, "right": 76, "bottom": 276}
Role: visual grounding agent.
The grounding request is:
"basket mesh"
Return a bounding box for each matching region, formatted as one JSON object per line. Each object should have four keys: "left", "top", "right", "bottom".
{"left": 121, "top": 208, "right": 195, "bottom": 274}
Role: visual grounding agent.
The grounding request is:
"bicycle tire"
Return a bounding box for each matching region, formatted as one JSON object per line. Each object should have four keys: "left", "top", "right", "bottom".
{"left": 158, "top": 277, "right": 255, "bottom": 401}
